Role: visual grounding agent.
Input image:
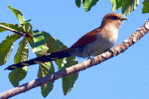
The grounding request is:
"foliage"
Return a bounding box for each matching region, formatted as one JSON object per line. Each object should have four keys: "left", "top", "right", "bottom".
{"left": 142, "top": 0, "right": 149, "bottom": 13}
{"left": 9, "top": 38, "right": 29, "bottom": 86}
{"left": 0, "top": 6, "right": 78, "bottom": 97}
{"left": 75, "top": 0, "right": 149, "bottom": 14}
{"left": 8, "top": 6, "right": 25, "bottom": 24}
{"left": 38, "top": 62, "right": 54, "bottom": 97}
{"left": 0, "top": 34, "right": 20, "bottom": 66}
{"left": 111, "top": 0, "right": 139, "bottom": 14}
{"left": 0, "top": 0, "right": 149, "bottom": 98}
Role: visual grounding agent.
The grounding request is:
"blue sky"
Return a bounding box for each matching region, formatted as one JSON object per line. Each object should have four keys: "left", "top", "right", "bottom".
{"left": 0, "top": 0, "right": 149, "bottom": 99}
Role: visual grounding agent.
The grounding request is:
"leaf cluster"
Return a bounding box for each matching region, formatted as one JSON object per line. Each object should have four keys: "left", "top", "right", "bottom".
{"left": 0, "top": 6, "right": 78, "bottom": 97}
{"left": 75, "top": 0, "right": 149, "bottom": 14}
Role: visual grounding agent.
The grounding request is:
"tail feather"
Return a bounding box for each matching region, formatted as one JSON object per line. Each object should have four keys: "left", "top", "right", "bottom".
{"left": 5, "top": 48, "right": 72, "bottom": 70}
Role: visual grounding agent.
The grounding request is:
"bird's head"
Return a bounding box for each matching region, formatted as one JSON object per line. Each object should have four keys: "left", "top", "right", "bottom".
{"left": 101, "top": 13, "right": 127, "bottom": 28}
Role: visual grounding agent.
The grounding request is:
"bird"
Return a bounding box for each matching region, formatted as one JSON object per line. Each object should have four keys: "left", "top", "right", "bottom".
{"left": 5, "top": 13, "right": 127, "bottom": 70}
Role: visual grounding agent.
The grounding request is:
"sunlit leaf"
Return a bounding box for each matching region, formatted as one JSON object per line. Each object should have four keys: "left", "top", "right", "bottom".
{"left": 111, "top": 0, "right": 139, "bottom": 14}
{"left": 74, "top": 0, "right": 99, "bottom": 11}
{"left": 28, "top": 31, "right": 54, "bottom": 97}
{"left": 14, "top": 38, "right": 28, "bottom": 64}
{"left": 42, "top": 32, "right": 67, "bottom": 53}
{"left": 0, "top": 34, "right": 20, "bottom": 66}
{"left": 62, "top": 57, "right": 78, "bottom": 95}
{"left": 142, "top": 0, "right": 149, "bottom": 13}
{"left": 22, "top": 21, "right": 33, "bottom": 33}
{"left": 88, "top": 0, "right": 99, "bottom": 11}
{"left": 9, "top": 37, "right": 28, "bottom": 86}
{"left": 8, "top": 6, "right": 33, "bottom": 37}
{"left": 111, "top": 0, "right": 122, "bottom": 10}
{"left": 83, "top": 0, "right": 90, "bottom": 11}
{"left": 42, "top": 32, "right": 67, "bottom": 68}
{"left": 38, "top": 62, "right": 54, "bottom": 97}
{"left": 30, "top": 31, "right": 49, "bottom": 55}
{"left": 8, "top": 6, "right": 25, "bottom": 24}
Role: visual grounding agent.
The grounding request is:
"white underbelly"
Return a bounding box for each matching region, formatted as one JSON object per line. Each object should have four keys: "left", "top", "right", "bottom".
{"left": 74, "top": 33, "right": 118, "bottom": 57}
{"left": 71, "top": 26, "right": 119, "bottom": 58}
{"left": 81, "top": 37, "right": 114, "bottom": 57}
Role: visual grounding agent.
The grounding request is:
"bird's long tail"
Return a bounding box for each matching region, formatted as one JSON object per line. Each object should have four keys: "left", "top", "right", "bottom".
{"left": 5, "top": 48, "right": 72, "bottom": 70}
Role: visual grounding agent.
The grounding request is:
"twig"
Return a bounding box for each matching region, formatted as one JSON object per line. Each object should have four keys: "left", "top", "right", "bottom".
{"left": 0, "top": 21, "right": 149, "bottom": 99}
{"left": 0, "top": 24, "right": 32, "bottom": 38}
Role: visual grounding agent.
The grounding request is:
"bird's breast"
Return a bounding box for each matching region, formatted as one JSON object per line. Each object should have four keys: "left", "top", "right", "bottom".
{"left": 103, "top": 24, "right": 119, "bottom": 43}
{"left": 73, "top": 31, "right": 118, "bottom": 57}
{"left": 70, "top": 25, "right": 119, "bottom": 58}
{"left": 83, "top": 34, "right": 115, "bottom": 57}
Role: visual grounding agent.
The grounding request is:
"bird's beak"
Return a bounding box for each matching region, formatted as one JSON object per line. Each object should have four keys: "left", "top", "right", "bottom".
{"left": 121, "top": 17, "right": 127, "bottom": 21}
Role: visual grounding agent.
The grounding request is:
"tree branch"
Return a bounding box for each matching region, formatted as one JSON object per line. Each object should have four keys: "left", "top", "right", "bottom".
{"left": 0, "top": 21, "right": 149, "bottom": 99}
{"left": 0, "top": 24, "right": 32, "bottom": 38}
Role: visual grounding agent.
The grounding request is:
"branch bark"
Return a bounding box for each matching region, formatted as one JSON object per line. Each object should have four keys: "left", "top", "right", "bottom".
{"left": 0, "top": 24, "right": 32, "bottom": 38}
{"left": 0, "top": 21, "right": 149, "bottom": 99}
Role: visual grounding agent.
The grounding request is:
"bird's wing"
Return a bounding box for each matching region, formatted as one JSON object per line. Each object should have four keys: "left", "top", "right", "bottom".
{"left": 71, "top": 28, "right": 101, "bottom": 48}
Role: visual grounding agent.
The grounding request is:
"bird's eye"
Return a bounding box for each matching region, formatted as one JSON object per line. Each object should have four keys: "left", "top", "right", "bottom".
{"left": 111, "top": 16, "right": 119, "bottom": 20}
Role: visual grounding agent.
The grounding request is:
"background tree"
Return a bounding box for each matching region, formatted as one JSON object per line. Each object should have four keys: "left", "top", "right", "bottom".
{"left": 0, "top": 0, "right": 149, "bottom": 99}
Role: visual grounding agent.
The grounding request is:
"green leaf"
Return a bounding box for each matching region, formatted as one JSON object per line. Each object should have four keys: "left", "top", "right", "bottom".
{"left": 22, "top": 21, "right": 33, "bottom": 33}
{"left": 122, "top": 0, "right": 139, "bottom": 14}
{"left": 42, "top": 32, "right": 67, "bottom": 69}
{"left": 142, "top": 0, "right": 149, "bottom": 13}
{"left": 42, "top": 32, "right": 67, "bottom": 53}
{"left": 9, "top": 68, "right": 27, "bottom": 87}
{"left": 29, "top": 31, "right": 78, "bottom": 96}
{"left": 83, "top": 0, "right": 91, "bottom": 11}
{"left": 111, "top": 0, "right": 139, "bottom": 14}
{"left": 8, "top": 6, "right": 25, "bottom": 24}
{"left": 14, "top": 38, "right": 29, "bottom": 64}
{"left": 89, "top": 0, "right": 99, "bottom": 11}
{"left": 8, "top": 6, "right": 33, "bottom": 36}
{"left": 83, "top": 0, "right": 99, "bottom": 11}
{"left": 29, "top": 31, "right": 55, "bottom": 97}
{"left": 75, "top": 0, "right": 81, "bottom": 7}
{"left": 63, "top": 73, "right": 78, "bottom": 95}
{"left": 38, "top": 62, "right": 54, "bottom": 97}
{"left": 62, "top": 57, "right": 78, "bottom": 95}
{"left": 9, "top": 37, "right": 28, "bottom": 87}
{"left": 0, "top": 34, "right": 20, "bottom": 66}
{"left": 42, "top": 32, "right": 79, "bottom": 95}
{"left": 111, "top": 0, "right": 122, "bottom": 10}
{"left": 30, "top": 31, "right": 49, "bottom": 55}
